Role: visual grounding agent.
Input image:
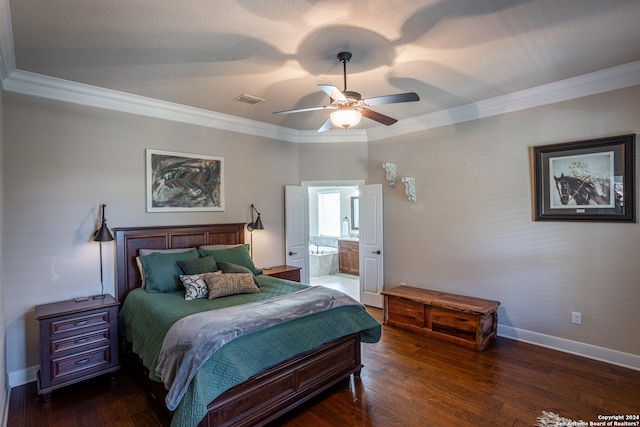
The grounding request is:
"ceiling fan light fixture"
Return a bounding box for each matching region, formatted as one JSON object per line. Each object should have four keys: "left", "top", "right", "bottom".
{"left": 330, "top": 108, "right": 362, "bottom": 129}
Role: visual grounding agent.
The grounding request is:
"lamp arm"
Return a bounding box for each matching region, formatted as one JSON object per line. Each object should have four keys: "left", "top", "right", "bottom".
{"left": 101, "top": 203, "right": 108, "bottom": 225}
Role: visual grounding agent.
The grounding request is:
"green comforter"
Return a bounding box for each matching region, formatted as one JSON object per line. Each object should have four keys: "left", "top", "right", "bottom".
{"left": 118, "top": 275, "right": 381, "bottom": 427}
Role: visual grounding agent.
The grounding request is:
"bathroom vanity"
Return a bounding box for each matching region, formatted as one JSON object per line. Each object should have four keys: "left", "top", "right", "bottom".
{"left": 338, "top": 239, "right": 359, "bottom": 275}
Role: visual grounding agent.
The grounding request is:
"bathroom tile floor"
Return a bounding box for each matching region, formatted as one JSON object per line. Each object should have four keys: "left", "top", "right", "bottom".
{"left": 310, "top": 273, "right": 360, "bottom": 300}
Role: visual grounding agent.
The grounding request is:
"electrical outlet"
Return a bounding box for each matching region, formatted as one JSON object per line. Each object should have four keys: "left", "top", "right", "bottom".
{"left": 571, "top": 311, "right": 582, "bottom": 325}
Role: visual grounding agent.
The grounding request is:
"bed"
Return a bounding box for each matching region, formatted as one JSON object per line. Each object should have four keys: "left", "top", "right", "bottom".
{"left": 114, "top": 223, "right": 381, "bottom": 427}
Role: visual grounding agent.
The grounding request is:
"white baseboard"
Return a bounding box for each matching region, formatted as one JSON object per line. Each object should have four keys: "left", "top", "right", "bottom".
{"left": 7, "top": 365, "right": 38, "bottom": 388}
{"left": 498, "top": 325, "right": 640, "bottom": 371}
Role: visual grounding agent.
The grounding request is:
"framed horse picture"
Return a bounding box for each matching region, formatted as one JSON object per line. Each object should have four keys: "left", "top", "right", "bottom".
{"left": 533, "top": 134, "right": 635, "bottom": 222}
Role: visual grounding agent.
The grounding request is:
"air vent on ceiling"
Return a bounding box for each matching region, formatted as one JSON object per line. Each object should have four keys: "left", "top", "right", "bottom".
{"left": 233, "top": 94, "right": 265, "bottom": 105}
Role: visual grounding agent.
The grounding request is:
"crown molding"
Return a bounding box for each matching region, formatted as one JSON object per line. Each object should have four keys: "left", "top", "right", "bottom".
{"left": 296, "top": 128, "right": 368, "bottom": 143}
{"left": 2, "top": 70, "right": 309, "bottom": 142}
{"left": 367, "top": 60, "right": 640, "bottom": 142}
{"left": 3, "top": 60, "right": 640, "bottom": 143}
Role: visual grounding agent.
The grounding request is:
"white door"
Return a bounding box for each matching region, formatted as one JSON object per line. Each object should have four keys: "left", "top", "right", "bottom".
{"left": 284, "top": 185, "right": 310, "bottom": 283}
{"left": 359, "top": 184, "right": 384, "bottom": 308}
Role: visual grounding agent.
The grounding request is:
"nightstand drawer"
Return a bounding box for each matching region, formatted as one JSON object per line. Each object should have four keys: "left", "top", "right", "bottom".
{"left": 50, "top": 328, "right": 110, "bottom": 355}
{"left": 271, "top": 269, "right": 300, "bottom": 282}
{"left": 262, "top": 265, "right": 302, "bottom": 282}
{"left": 49, "top": 310, "right": 111, "bottom": 337}
{"left": 50, "top": 346, "right": 112, "bottom": 381}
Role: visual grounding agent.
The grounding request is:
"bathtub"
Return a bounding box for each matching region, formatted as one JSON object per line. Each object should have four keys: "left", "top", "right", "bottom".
{"left": 309, "top": 245, "right": 339, "bottom": 277}
{"left": 309, "top": 245, "right": 338, "bottom": 255}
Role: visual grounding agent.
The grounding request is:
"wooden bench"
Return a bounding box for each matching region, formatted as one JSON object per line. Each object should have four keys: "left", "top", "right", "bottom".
{"left": 381, "top": 285, "right": 500, "bottom": 351}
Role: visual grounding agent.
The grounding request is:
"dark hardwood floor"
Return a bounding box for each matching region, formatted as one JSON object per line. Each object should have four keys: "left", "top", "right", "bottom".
{"left": 9, "top": 308, "right": 640, "bottom": 427}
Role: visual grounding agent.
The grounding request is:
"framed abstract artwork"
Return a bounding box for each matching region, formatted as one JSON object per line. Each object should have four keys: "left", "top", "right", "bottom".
{"left": 146, "top": 149, "right": 224, "bottom": 212}
{"left": 533, "top": 134, "right": 635, "bottom": 222}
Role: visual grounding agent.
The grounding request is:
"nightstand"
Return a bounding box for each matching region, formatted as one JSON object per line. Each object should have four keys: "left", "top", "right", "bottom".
{"left": 35, "top": 294, "right": 120, "bottom": 401}
{"left": 262, "top": 265, "right": 302, "bottom": 282}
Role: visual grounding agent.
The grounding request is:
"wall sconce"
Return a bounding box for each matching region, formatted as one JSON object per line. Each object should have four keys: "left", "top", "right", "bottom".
{"left": 247, "top": 204, "right": 264, "bottom": 258}
{"left": 247, "top": 204, "right": 264, "bottom": 231}
{"left": 92, "top": 204, "right": 114, "bottom": 299}
{"left": 382, "top": 162, "right": 397, "bottom": 187}
{"left": 401, "top": 177, "right": 416, "bottom": 203}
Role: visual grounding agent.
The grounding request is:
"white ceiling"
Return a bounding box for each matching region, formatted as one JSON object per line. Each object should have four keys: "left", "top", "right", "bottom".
{"left": 2, "top": 0, "right": 640, "bottom": 140}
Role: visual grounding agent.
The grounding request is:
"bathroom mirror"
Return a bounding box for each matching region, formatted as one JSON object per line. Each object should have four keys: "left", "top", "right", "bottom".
{"left": 351, "top": 197, "right": 359, "bottom": 230}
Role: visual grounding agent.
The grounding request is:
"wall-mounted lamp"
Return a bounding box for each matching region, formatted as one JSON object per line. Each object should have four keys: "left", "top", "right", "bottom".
{"left": 247, "top": 204, "right": 264, "bottom": 231}
{"left": 92, "top": 204, "right": 114, "bottom": 299}
{"left": 382, "top": 162, "right": 397, "bottom": 187}
{"left": 401, "top": 177, "right": 416, "bottom": 203}
{"left": 247, "top": 204, "right": 264, "bottom": 258}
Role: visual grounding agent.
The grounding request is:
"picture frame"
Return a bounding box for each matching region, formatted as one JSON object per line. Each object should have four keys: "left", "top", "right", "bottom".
{"left": 146, "top": 149, "right": 224, "bottom": 212}
{"left": 533, "top": 134, "right": 635, "bottom": 222}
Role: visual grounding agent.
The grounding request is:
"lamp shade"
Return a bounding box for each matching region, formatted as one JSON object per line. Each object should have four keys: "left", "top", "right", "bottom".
{"left": 330, "top": 109, "right": 362, "bottom": 129}
{"left": 247, "top": 204, "right": 265, "bottom": 232}
{"left": 252, "top": 215, "right": 264, "bottom": 230}
{"left": 93, "top": 224, "right": 114, "bottom": 242}
{"left": 93, "top": 204, "right": 114, "bottom": 242}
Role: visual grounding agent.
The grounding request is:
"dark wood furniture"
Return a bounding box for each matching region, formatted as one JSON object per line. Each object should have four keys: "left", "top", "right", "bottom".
{"left": 338, "top": 239, "right": 359, "bottom": 275}
{"left": 114, "top": 223, "right": 363, "bottom": 427}
{"left": 382, "top": 285, "right": 500, "bottom": 351}
{"left": 35, "top": 295, "right": 120, "bottom": 401}
{"left": 262, "top": 264, "right": 302, "bottom": 282}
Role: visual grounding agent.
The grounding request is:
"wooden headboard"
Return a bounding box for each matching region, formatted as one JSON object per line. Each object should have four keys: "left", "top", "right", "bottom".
{"left": 114, "top": 223, "right": 245, "bottom": 305}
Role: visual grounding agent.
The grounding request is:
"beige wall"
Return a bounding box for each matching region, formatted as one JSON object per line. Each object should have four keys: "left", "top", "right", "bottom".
{"left": 2, "top": 84, "right": 639, "bottom": 387}
{"left": 298, "top": 141, "right": 368, "bottom": 182}
{"left": 368, "top": 85, "right": 640, "bottom": 356}
{"left": 2, "top": 92, "right": 299, "bottom": 383}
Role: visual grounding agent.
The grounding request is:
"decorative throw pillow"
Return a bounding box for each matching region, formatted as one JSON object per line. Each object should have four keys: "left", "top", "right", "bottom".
{"left": 138, "top": 249, "right": 200, "bottom": 293}
{"left": 216, "top": 261, "right": 260, "bottom": 286}
{"left": 203, "top": 272, "right": 260, "bottom": 299}
{"left": 179, "top": 274, "right": 209, "bottom": 300}
{"left": 136, "top": 247, "right": 197, "bottom": 288}
{"left": 198, "top": 244, "right": 262, "bottom": 276}
{"left": 177, "top": 255, "right": 218, "bottom": 275}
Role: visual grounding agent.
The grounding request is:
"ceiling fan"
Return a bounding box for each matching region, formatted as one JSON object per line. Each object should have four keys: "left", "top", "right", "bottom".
{"left": 273, "top": 52, "right": 420, "bottom": 132}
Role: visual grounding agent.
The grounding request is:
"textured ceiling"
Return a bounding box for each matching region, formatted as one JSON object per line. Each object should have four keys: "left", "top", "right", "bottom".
{"left": 6, "top": 0, "right": 640, "bottom": 132}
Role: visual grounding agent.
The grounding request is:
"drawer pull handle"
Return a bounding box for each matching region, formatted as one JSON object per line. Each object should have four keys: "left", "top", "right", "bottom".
{"left": 75, "top": 358, "right": 90, "bottom": 365}
{"left": 74, "top": 321, "right": 89, "bottom": 327}
{"left": 74, "top": 338, "right": 89, "bottom": 344}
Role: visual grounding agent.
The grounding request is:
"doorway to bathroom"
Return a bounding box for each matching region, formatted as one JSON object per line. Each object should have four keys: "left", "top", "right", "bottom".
{"left": 307, "top": 183, "right": 361, "bottom": 300}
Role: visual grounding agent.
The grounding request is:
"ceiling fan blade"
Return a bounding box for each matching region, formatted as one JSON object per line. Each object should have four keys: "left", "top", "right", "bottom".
{"left": 363, "top": 92, "right": 420, "bottom": 106}
{"left": 318, "top": 84, "right": 346, "bottom": 101}
{"left": 361, "top": 108, "right": 398, "bottom": 126}
{"left": 273, "top": 105, "right": 329, "bottom": 115}
{"left": 317, "top": 118, "right": 333, "bottom": 133}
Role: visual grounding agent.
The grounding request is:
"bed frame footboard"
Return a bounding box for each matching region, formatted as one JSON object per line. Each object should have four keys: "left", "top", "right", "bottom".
{"left": 125, "top": 332, "right": 362, "bottom": 427}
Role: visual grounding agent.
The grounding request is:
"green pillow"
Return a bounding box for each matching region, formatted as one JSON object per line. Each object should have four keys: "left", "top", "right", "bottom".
{"left": 217, "top": 262, "right": 259, "bottom": 285}
{"left": 177, "top": 255, "right": 218, "bottom": 275}
{"left": 139, "top": 249, "right": 200, "bottom": 293}
{"left": 199, "top": 244, "right": 262, "bottom": 275}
